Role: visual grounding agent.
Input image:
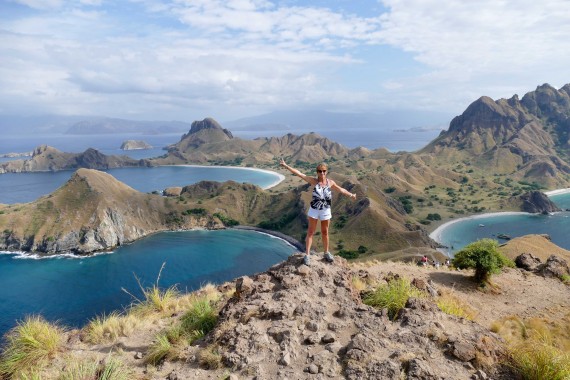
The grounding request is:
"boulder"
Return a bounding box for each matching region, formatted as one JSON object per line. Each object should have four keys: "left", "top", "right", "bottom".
{"left": 515, "top": 253, "right": 542, "bottom": 271}
{"left": 536, "top": 255, "right": 570, "bottom": 278}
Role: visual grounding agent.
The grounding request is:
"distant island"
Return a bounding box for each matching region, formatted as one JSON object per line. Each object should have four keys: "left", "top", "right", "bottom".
{"left": 0, "top": 151, "right": 32, "bottom": 158}
{"left": 120, "top": 140, "right": 153, "bottom": 150}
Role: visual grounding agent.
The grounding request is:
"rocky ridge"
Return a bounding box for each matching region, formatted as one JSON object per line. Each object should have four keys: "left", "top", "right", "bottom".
{"left": 203, "top": 254, "right": 508, "bottom": 379}
{"left": 421, "top": 83, "right": 570, "bottom": 186}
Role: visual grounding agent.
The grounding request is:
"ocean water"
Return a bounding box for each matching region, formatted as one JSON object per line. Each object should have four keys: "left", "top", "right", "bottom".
{"left": 433, "top": 193, "right": 570, "bottom": 256}
{"left": 0, "top": 230, "right": 295, "bottom": 338}
{"left": 0, "top": 128, "right": 441, "bottom": 161}
{"left": 0, "top": 166, "right": 281, "bottom": 204}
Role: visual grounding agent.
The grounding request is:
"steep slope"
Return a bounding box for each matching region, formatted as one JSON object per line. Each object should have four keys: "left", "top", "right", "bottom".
{"left": 153, "top": 118, "right": 356, "bottom": 165}
{"left": 420, "top": 84, "right": 570, "bottom": 187}
{"left": 0, "top": 145, "right": 148, "bottom": 173}
{"left": 0, "top": 169, "right": 221, "bottom": 254}
{"left": 178, "top": 177, "right": 437, "bottom": 255}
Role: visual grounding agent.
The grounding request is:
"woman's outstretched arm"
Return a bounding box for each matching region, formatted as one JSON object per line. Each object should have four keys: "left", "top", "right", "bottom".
{"left": 330, "top": 180, "right": 357, "bottom": 200}
{"left": 280, "top": 159, "right": 316, "bottom": 185}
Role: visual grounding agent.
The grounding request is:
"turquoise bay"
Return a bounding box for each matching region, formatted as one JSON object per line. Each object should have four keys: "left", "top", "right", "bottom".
{"left": 0, "top": 230, "right": 295, "bottom": 337}
{"left": 432, "top": 192, "right": 570, "bottom": 256}
{"left": 0, "top": 165, "right": 282, "bottom": 204}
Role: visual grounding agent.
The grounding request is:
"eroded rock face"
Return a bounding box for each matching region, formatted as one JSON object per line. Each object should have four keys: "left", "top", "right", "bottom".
{"left": 536, "top": 255, "right": 570, "bottom": 278}
{"left": 519, "top": 191, "right": 561, "bottom": 214}
{"left": 211, "top": 254, "right": 509, "bottom": 379}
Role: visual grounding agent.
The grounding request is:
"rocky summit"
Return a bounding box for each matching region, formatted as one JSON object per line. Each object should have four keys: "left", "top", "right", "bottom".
{"left": 209, "top": 254, "right": 509, "bottom": 379}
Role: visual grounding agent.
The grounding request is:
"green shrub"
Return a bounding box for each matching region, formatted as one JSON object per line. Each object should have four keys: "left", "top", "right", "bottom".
{"left": 213, "top": 213, "right": 239, "bottom": 227}
{"left": 363, "top": 278, "right": 425, "bottom": 320}
{"left": 452, "top": 239, "right": 514, "bottom": 284}
{"left": 181, "top": 297, "right": 218, "bottom": 338}
{"left": 384, "top": 187, "right": 396, "bottom": 193}
{"left": 184, "top": 208, "right": 207, "bottom": 217}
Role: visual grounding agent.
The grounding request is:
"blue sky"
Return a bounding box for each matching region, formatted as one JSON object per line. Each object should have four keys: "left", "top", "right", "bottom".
{"left": 1, "top": 0, "right": 569, "bottom": 122}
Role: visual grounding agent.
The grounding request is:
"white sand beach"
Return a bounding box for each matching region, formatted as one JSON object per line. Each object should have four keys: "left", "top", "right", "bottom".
{"left": 544, "top": 188, "right": 570, "bottom": 196}
{"left": 176, "top": 165, "right": 285, "bottom": 189}
{"left": 429, "top": 212, "right": 529, "bottom": 244}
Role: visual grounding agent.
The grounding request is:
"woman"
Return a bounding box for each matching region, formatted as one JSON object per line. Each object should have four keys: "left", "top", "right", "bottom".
{"left": 280, "top": 159, "right": 357, "bottom": 265}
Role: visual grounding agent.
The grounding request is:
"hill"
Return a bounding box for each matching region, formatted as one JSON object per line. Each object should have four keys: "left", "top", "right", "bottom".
{"left": 0, "top": 169, "right": 222, "bottom": 254}
{"left": 420, "top": 83, "right": 570, "bottom": 187}
{"left": 0, "top": 145, "right": 149, "bottom": 173}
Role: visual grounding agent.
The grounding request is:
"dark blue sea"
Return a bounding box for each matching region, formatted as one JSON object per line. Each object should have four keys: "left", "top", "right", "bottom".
{"left": 0, "top": 230, "right": 295, "bottom": 337}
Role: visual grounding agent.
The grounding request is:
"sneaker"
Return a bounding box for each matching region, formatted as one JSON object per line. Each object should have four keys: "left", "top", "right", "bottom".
{"left": 303, "top": 255, "right": 310, "bottom": 265}
{"left": 324, "top": 251, "right": 334, "bottom": 263}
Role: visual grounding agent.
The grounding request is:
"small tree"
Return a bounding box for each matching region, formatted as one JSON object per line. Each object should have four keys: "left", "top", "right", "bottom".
{"left": 452, "top": 239, "right": 514, "bottom": 284}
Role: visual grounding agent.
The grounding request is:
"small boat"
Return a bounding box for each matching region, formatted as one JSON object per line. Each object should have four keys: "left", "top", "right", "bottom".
{"left": 497, "top": 233, "right": 512, "bottom": 240}
{"left": 478, "top": 224, "right": 485, "bottom": 227}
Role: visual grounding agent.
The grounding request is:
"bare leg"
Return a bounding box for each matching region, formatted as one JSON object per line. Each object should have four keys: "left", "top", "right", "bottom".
{"left": 321, "top": 219, "right": 330, "bottom": 253}
{"left": 305, "top": 217, "right": 318, "bottom": 255}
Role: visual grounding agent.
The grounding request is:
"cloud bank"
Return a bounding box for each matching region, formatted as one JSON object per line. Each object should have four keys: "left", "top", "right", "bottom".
{"left": 0, "top": 0, "right": 568, "bottom": 121}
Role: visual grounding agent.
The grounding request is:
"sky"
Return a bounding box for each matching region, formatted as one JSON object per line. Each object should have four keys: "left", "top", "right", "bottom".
{"left": 1, "top": 0, "right": 569, "bottom": 123}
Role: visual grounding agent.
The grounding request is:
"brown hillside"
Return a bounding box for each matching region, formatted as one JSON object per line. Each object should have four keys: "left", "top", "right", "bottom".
{"left": 498, "top": 234, "right": 570, "bottom": 262}
{"left": 0, "top": 169, "right": 221, "bottom": 255}
{"left": 0, "top": 145, "right": 146, "bottom": 173}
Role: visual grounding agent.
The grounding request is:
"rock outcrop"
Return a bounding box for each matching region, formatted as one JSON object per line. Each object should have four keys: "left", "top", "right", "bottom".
{"left": 518, "top": 191, "right": 562, "bottom": 214}
{"left": 210, "top": 254, "right": 510, "bottom": 379}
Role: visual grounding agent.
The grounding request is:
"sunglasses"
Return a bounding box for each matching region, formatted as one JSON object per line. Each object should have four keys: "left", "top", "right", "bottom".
{"left": 317, "top": 170, "right": 327, "bottom": 173}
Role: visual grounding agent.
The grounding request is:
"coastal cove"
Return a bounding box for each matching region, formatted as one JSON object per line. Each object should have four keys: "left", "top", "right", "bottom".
{"left": 0, "top": 165, "right": 284, "bottom": 204}
{"left": 430, "top": 191, "right": 570, "bottom": 256}
{"left": 0, "top": 229, "right": 296, "bottom": 338}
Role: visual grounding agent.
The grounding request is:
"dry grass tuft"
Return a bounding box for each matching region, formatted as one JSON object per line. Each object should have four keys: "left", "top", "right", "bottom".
{"left": 0, "top": 316, "right": 65, "bottom": 378}
{"left": 83, "top": 312, "right": 140, "bottom": 344}
{"left": 198, "top": 345, "right": 222, "bottom": 369}
{"left": 436, "top": 290, "right": 477, "bottom": 321}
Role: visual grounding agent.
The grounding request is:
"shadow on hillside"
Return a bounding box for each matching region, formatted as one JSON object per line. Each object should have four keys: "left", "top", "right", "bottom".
{"left": 428, "top": 271, "right": 480, "bottom": 291}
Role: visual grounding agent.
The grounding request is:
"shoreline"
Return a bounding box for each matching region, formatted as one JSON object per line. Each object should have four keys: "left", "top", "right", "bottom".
{"left": 430, "top": 186, "right": 570, "bottom": 246}
{"left": 233, "top": 225, "right": 303, "bottom": 251}
{"left": 0, "top": 226, "right": 301, "bottom": 259}
{"left": 544, "top": 188, "right": 570, "bottom": 196}
{"left": 175, "top": 164, "right": 285, "bottom": 189}
{"left": 429, "top": 212, "right": 529, "bottom": 245}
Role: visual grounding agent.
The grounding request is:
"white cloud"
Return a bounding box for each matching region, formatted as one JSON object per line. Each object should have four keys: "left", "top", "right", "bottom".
{"left": 12, "top": 0, "right": 64, "bottom": 10}
{"left": 0, "top": 0, "right": 569, "bottom": 121}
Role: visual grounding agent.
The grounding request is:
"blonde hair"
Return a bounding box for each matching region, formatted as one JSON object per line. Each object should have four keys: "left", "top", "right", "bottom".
{"left": 316, "top": 163, "right": 328, "bottom": 172}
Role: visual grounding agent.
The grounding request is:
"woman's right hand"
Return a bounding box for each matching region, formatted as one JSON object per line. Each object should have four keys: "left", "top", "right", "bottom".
{"left": 280, "top": 158, "right": 286, "bottom": 168}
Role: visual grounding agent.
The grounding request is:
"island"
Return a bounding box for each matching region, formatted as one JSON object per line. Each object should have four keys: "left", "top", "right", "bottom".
{"left": 120, "top": 140, "right": 153, "bottom": 150}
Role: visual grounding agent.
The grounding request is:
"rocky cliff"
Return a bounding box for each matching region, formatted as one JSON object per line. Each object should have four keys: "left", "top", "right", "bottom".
{"left": 517, "top": 191, "right": 562, "bottom": 214}
{"left": 0, "top": 169, "right": 222, "bottom": 255}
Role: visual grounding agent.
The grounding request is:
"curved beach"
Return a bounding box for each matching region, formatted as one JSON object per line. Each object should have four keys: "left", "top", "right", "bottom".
{"left": 429, "top": 212, "right": 529, "bottom": 244}
{"left": 430, "top": 187, "right": 570, "bottom": 247}
{"left": 176, "top": 165, "right": 285, "bottom": 189}
{"left": 544, "top": 188, "right": 570, "bottom": 196}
